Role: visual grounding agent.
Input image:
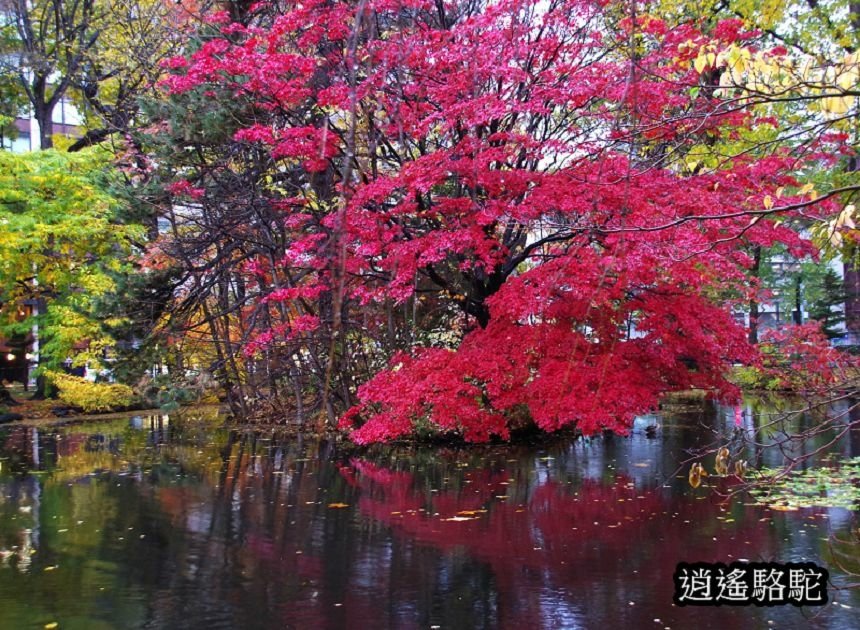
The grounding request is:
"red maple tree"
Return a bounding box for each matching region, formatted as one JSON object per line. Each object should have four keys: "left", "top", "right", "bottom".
{"left": 161, "top": 0, "right": 844, "bottom": 441}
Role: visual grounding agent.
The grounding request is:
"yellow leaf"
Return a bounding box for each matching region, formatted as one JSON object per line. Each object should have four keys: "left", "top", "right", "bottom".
{"left": 45, "top": 624, "right": 58, "bottom": 630}
{"left": 830, "top": 230, "right": 843, "bottom": 248}
{"left": 822, "top": 95, "right": 851, "bottom": 115}
{"left": 799, "top": 183, "right": 814, "bottom": 195}
{"left": 836, "top": 66, "right": 858, "bottom": 90}
{"left": 763, "top": 195, "right": 774, "bottom": 209}
{"left": 327, "top": 503, "right": 349, "bottom": 508}
{"left": 705, "top": 52, "right": 716, "bottom": 69}
{"left": 843, "top": 204, "right": 856, "bottom": 230}
{"left": 720, "top": 45, "right": 750, "bottom": 84}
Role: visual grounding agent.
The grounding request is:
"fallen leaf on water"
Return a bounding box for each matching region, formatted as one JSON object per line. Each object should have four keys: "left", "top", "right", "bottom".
{"left": 44, "top": 624, "right": 58, "bottom": 629}
{"left": 443, "top": 516, "right": 477, "bottom": 522}
{"left": 327, "top": 503, "right": 349, "bottom": 509}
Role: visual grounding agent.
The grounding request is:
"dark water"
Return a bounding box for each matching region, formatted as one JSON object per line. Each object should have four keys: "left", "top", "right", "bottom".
{"left": 0, "top": 403, "right": 860, "bottom": 629}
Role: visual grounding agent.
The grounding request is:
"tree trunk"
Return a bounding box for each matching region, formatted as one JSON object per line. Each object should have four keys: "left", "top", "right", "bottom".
{"left": 33, "top": 101, "right": 54, "bottom": 150}
{"left": 0, "top": 384, "right": 19, "bottom": 406}
{"left": 30, "top": 374, "right": 46, "bottom": 400}
{"left": 793, "top": 273, "right": 803, "bottom": 325}
{"left": 748, "top": 246, "right": 762, "bottom": 344}
{"left": 845, "top": 2, "right": 860, "bottom": 336}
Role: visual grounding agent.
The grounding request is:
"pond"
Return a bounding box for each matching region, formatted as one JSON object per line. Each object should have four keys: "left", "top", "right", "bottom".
{"left": 0, "top": 401, "right": 859, "bottom": 629}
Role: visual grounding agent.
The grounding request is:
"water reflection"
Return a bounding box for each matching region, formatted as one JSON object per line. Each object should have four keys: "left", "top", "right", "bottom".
{"left": 0, "top": 405, "right": 857, "bottom": 628}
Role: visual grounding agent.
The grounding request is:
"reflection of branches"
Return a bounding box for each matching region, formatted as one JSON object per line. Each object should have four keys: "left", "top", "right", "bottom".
{"left": 827, "top": 528, "right": 860, "bottom": 587}
{"left": 682, "top": 385, "right": 860, "bottom": 506}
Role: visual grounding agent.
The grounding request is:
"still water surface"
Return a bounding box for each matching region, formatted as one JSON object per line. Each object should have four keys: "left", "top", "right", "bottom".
{"left": 0, "top": 403, "right": 859, "bottom": 629}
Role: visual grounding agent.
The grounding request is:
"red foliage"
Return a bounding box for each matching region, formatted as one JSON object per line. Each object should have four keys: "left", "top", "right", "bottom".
{"left": 164, "top": 0, "right": 839, "bottom": 441}
{"left": 758, "top": 323, "right": 857, "bottom": 392}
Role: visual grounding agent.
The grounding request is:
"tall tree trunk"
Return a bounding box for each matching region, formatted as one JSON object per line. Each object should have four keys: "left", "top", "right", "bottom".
{"left": 30, "top": 298, "right": 47, "bottom": 399}
{"left": 749, "top": 246, "right": 762, "bottom": 344}
{"left": 845, "top": 259, "right": 860, "bottom": 335}
{"left": 794, "top": 273, "right": 803, "bottom": 325}
{"left": 289, "top": 358, "right": 305, "bottom": 427}
{"left": 845, "top": 2, "right": 860, "bottom": 337}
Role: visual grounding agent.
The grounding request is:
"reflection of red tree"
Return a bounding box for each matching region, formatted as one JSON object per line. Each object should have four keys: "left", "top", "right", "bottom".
{"left": 344, "top": 459, "right": 777, "bottom": 628}
{"left": 350, "top": 460, "right": 671, "bottom": 563}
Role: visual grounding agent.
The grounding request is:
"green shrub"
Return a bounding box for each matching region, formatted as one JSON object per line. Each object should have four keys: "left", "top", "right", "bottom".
{"left": 45, "top": 371, "right": 134, "bottom": 413}
{"left": 134, "top": 372, "right": 210, "bottom": 411}
{"left": 730, "top": 365, "right": 783, "bottom": 391}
